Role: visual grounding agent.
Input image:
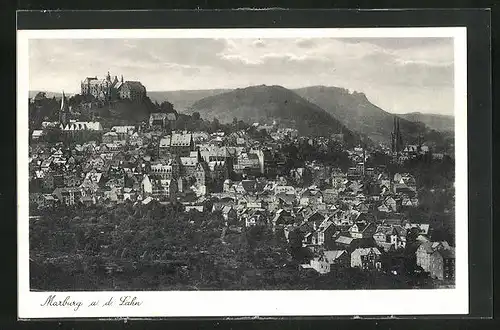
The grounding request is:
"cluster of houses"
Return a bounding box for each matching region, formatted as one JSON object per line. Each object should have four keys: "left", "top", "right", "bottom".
{"left": 28, "top": 95, "right": 455, "bottom": 283}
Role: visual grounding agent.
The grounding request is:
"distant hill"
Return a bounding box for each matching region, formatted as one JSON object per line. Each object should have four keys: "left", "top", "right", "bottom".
{"left": 294, "top": 86, "right": 448, "bottom": 146}
{"left": 148, "top": 89, "right": 231, "bottom": 112}
{"left": 29, "top": 91, "right": 74, "bottom": 99}
{"left": 399, "top": 112, "right": 454, "bottom": 132}
{"left": 188, "top": 84, "right": 361, "bottom": 142}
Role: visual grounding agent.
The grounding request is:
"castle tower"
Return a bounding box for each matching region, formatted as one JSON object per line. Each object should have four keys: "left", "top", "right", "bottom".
{"left": 59, "top": 91, "right": 69, "bottom": 126}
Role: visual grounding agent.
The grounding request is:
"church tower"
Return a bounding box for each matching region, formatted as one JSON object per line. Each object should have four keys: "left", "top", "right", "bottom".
{"left": 391, "top": 116, "right": 403, "bottom": 155}
{"left": 59, "top": 91, "right": 69, "bottom": 126}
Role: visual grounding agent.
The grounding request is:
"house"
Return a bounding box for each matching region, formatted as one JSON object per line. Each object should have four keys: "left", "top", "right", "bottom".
{"left": 221, "top": 205, "right": 237, "bottom": 224}
{"left": 335, "top": 235, "right": 355, "bottom": 249}
{"left": 304, "top": 211, "right": 325, "bottom": 229}
{"left": 185, "top": 205, "right": 205, "bottom": 212}
{"left": 234, "top": 152, "right": 261, "bottom": 175}
{"left": 243, "top": 209, "right": 266, "bottom": 227}
{"left": 356, "top": 202, "right": 369, "bottom": 213}
{"left": 151, "top": 179, "right": 177, "bottom": 200}
{"left": 416, "top": 241, "right": 454, "bottom": 279}
{"left": 52, "top": 187, "right": 84, "bottom": 206}
{"left": 351, "top": 247, "right": 382, "bottom": 270}
{"left": 141, "top": 174, "right": 176, "bottom": 200}
{"left": 315, "top": 220, "right": 337, "bottom": 247}
{"left": 149, "top": 113, "right": 171, "bottom": 129}
{"left": 102, "top": 131, "right": 120, "bottom": 144}
{"left": 170, "top": 133, "right": 194, "bottom": 157}
{"left": 32, "top": 130, "right": 45, "bottom": 141}
{"left": 404, "top": 223, "right": 430, "bottom": 235}
{"left": 271, "top": 209, "right": 293, "bottom": 226}
{"left": 111, "top": 125, "right": 135, "bottom": 140}
{"left": 150, "top": 163, "right": 177, "bottom": 180}
{"left": 322, "top": 188, "right": 338, "bottom": 204}
{"left": 373, "top": 225, "right": 407, "bottom": 251}
{"left": 384, "top": 196, "right": 397, "bottom": 212}
{"left": 348, "top": 222, "right": 376, "bottom": 239}
{"left": 274, "top": 185, "right": 296, "bottom": 195}
{"left": 429, "top": 248, "right": 455, "bottom": 280}
{"left": 123, "top": 187, "right": 137, "bottom": 202}
{"left": 308, "top": 250, "right": 349, "bottom": 274}
{"left": 104, "top": 186, "right": 123, "bottom": 202}
{"left": 299, "top": 189, "right": 323, "bottom": 206}
{"left": 129, "top": 132, "right": 143, "bottom": 147}
{"left": 273, "top": 193, "right": 296, "bottom": 209}
{"left": 382, "top": 213, "right": 406, "bottom": 226}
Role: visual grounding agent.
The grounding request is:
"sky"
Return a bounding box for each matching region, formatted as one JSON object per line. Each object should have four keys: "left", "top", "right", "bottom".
{"left": 29, "top": 37, "right": 454, "bottom": 115}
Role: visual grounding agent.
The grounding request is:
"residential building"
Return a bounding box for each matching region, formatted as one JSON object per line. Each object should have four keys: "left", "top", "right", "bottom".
{"left": 351, "top": 247, "right": 382, "bottom": 270}
{"left": 308, "top": 250, "right": 349, "bottom": 274}
{"left": 349, "top": 221, "right": 376, "bottom": 239}
{"left": 416, "top": 241, "right": 455, "bottom": 280}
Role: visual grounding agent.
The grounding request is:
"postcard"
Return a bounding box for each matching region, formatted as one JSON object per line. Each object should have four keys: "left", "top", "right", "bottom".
{"left": 18, "top": 26, "right": 467, "bottom": 318}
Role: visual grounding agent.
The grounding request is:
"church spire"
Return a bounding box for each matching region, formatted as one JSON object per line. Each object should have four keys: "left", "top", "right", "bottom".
{"left": 59, "top": 90, "right": 68, "bottom": 125}
{"left": 60, "top": 91, "right": 66, "bottom": 110}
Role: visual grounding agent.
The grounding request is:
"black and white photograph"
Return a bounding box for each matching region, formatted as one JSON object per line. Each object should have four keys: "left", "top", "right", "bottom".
{"left": 17, "top": 27, "right": 468, "bottom": 318}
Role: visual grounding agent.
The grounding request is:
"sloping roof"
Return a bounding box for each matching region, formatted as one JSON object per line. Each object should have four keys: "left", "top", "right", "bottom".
{"left": 405, "top": 223, "right": 430, "bottom": 235}
{"left": 171, "top": 133, "right": 192, "bottom": 147}
{"left": 222, "top": 205, "right": 233, "bottom": 214}
{"left": 61, "top": 121, "right": 102, "bottom": 131}
{"left": 32, "top": 130, "right": 44, "bottom": 137}
{"left": 150, "top": 113, "right": 168, "bottom": 121}
{"left": 375, "top": 225, "right": 394, "bottom": 236}
{"left": 322, "top": 250, "right": 347, "bottom": 263}
{"left": 418, "top": 242, "right": 434, "bottom": 253}
{"left": 180, "top": 156, "right": 198, "bottom": 167}
{"left": 83, "top": 171, "right": 103, "bottom": 184}
{"left": 104, "top": 131, "right": 119, "bottom": 137}
{"left": 111, "top": 126, "right": 135, "bottom": 134}
{"left": 159, "top": 136, "right": 171, "bottom": 148}
{"left": 353, "top": 247, "right": 381, "bottom": 256}
{"left": 335, "top": 236, "right": 354, "bottom": 245}
{"left": 275, "top": 193, "right": 296, "bottom": 204}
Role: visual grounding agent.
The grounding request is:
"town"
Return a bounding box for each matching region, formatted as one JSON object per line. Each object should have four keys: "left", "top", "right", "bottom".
{"left": 28, "top": 72, "right": 456, "bottom": 291}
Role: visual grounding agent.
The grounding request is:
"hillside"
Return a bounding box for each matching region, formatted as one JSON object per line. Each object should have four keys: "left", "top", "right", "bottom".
{"left": 148, "top": 89, "right": 231, "bottom": 112}
{"left": 399, "top": 112, "right": 454, "bottom": 132}
{"left": 188, "top": 85, "right": 360, "bottom": 142}
{"left": 294, "top": 86, "right": 446, "bottom": 146}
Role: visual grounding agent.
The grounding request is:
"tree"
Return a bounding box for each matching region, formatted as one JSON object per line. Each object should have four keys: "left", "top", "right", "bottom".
{"left": 192, "top": 112, "right": 201, "bottom": 121}
{"left": 210, "top": 118, "right": 220, "bottom": 132}
{"left": 43, "top": 126, "right": 63, "bottom": 143}
{"left": 159, "top": 101, "right": 175, "bottom": 113}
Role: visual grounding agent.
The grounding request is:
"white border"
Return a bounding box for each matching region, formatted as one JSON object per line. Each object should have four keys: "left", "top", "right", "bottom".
{"left": 17, "top": 27, "right": 468, "bottom": 318}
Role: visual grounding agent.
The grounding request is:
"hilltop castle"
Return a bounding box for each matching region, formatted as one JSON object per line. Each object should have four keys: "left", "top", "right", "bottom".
{"left": 80, "top": 71, "right": 146, "bottom": 102}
